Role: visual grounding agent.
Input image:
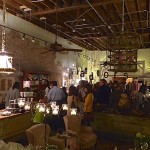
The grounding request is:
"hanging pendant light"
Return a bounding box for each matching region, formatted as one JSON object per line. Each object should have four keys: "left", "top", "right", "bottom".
{"left": 0, "top": 0, "right": 16, "bottom": 74}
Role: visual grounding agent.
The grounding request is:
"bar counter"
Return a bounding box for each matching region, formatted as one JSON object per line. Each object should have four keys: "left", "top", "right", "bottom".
{"left": 93, "top": 112, "right": 150, "bottom": 139}
{"left": 0, "top": 110, "right": 32, "bottom": 140}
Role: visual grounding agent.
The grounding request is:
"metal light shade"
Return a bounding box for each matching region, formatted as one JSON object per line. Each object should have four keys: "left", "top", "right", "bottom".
{"left": 0, "top": 51, "right": 16, "bottom": 74}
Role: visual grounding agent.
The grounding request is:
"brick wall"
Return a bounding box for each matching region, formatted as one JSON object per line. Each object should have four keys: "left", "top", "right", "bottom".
{"left": 0, "top": 28, "right": 63, "bottom": 84}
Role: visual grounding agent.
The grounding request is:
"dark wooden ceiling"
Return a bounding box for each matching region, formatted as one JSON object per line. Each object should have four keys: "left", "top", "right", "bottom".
{"left": 0, "top": 0, "right": 150, "bottom": 51}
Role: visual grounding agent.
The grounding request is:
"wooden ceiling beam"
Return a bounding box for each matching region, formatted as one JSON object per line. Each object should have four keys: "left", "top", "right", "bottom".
{"left": 135, "top": 0, "right": 143, "bottom": 29}
{"left": 112, "top": 3, "right": 127, "bottom": 31}
{"left": 146, "top": 0, "right": 150, "bottom": 27}
{"left": 101, "top": 4, "right": 119, "bottom": 32}
{"left": 72, "top": 28, "right": 150, "bottom": 40}
{"left": 31, "top": 0, "right": 121, "bottom": 16}
{"left": 0, "top": 0, "right": 23, "bottom": 15}
{"left": 39, "top": 1, "right": 54, "bottom": 9}
{"left": 0, "top": 4, "right": 16, "bottom": 15}
{"left": 124, "top": 0, "right": 135, "bottom": 31}
{"left": 25, "top": 0, "right": 46, "bottom": 10}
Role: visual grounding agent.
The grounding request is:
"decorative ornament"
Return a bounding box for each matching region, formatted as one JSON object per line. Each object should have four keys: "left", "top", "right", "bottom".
{"left": 104, "top": 72, "right": 109, "bottom": 78}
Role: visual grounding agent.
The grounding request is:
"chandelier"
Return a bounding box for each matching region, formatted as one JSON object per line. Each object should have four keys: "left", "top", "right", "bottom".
{"left": 0, "top": 0, "right": 16, "bottom": 74}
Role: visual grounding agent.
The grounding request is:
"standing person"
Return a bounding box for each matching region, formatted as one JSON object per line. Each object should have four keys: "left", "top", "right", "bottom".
{"left": 67, "top": 85, "right": 78, "bottom": 115}
{"left": 45, "top": 80, "right": 51, "bottom": 99}
{"left": 109, "top": 81, "right": 122, "bottom": 109}
{"left": 5, "top": 82, "right": 20, "bottom": 107}
{"left": 78, "top": 80, "right": 87, "bottom": 102}
{"left": 83, "top": 84, "right": 94, "bottom": 126}
{"left": 47, "top": 81, "right": 64, "bottom": 106}
{"left": 61, "top": 87, "right": 68, "bottom": 104}
{"left": 134, "top": 84, "right": 147, "bottom": 111}
{"left": 97, "top": 79, "right": 111, "bottom": 106}
{"left": 47, "top": 81, "right": 65, "bottom": 131}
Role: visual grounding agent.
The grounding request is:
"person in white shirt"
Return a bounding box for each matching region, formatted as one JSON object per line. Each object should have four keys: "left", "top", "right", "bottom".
{"left": 45, "top": 81, "right": 51, "bottom": 99}
{"left": 5, "top": 82, "right": 20, "bottom": 107}
{"left": 47, "top": 81, "right": 65, "bottom": 105}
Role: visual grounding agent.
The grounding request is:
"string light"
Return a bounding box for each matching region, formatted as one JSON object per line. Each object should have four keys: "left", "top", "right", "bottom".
{"left": 32, "top": 37, "right": 35, "bottom": 43}
{"left": 22, "top": 34, "right": 25, "bottom": 40}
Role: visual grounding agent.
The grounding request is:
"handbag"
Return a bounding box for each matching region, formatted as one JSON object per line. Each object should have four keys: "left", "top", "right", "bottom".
{"left": 84, "top": 112, "right": 94, "bottom": 122}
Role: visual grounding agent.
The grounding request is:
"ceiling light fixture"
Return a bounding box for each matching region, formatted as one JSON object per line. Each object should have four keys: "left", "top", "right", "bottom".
{"left": 22, "top": 34, "right": 25, "bottom": 40}
{"left": 32, "top": 37, "right": 35, "bottom": 43}
{"left": 20, "top": 5, "right": 27, "bottom": 10}
{"left": 0, "top": 0, "right": 16, "bottom": 74}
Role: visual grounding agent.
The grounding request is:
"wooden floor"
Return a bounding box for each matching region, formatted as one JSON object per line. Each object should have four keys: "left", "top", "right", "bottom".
{"left": 95, "top": 137, "right": 134, "bottom": 150}
{"left": 17, "top": 135, "right": 134, "bottom": 150}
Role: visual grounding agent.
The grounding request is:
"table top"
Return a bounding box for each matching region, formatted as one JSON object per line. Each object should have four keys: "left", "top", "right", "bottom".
{"left": 0, "top": 109, "right": 30, "bottom": 119}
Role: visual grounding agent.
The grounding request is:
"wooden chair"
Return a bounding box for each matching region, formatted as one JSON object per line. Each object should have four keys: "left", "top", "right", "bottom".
{"left": 26, "top": 123, "right": 50, "bottom": 148}
{"left": 63, "top": 115, "right": 97, "bottom": 150}
{"left": 26, "top": 123, "right": 65, "bottom": 149}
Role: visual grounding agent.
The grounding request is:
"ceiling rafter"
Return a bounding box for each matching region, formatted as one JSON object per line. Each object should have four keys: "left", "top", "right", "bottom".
{"left": 146, "top": 0, "right": 150, "bottom": 27}
{"left": 31, "top": 0, "right": 121, "bottom": 16}
{"left": 135, "top": 0, "right": 143, "bottom": 29}
{"left": 0, "top": 0, "right": 23, "bottom": 15}
{"left": 112, "top": 2, "right": 127, "bottom": 31}
{"left": 26, "top": 0, "right": 46, "bottom": 10}
{"left": 0, "top": 0, "right": 149, "bottom": 50}
{"left": 124, "top": 0, "right": 135, "bottom": 31}
{"left": 101, "top": 4, "right": 120, "bottom": 32}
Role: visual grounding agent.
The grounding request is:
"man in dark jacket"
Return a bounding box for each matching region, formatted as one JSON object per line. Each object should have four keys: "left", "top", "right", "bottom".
{"left": 97, "top": 79, "right": 111, "bottom": 106}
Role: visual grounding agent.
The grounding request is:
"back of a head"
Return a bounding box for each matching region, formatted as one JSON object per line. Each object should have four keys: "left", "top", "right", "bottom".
{"left": 100, "top": 79, "right": 107, "bottom": 86}
{"left": 62, "top": 87, "right": 67, "bottom": 93}
{"left": 69, "top": 85, "right": 77, "bottom": 96}
{"left": 139, "top": 85, "right": 146, "bottom": 94}
{"left": 84, "top": 83, "right": 93, "bottom": 93}
{"left": 13, "top": 82, "right": 20, "bottom": 89}
{"left": 52, "top": 81, "right": 57, "bottom": 86}
{"left": 46, "top": 80, "right": 50, "bottom": 87}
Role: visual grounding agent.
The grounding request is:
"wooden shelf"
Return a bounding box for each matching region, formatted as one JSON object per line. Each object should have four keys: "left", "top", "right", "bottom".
{"left": 21, "top": 71, "right": 50, "bottom": 101}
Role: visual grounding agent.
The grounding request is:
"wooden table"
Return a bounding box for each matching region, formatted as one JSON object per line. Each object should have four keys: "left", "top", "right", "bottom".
{"left": 0, "top": 111, "right": 32, "bottom": 141}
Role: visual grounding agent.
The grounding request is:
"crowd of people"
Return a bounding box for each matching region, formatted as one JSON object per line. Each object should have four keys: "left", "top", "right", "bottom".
{"left": 45, "top": 79, "right": 150, "bottom": 118}
{"left": 4, "top": 79, "right": 150, "bottom": 131}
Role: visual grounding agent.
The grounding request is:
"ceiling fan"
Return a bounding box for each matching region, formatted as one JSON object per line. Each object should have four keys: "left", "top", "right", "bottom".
{"left": 40, "top": 4, "right": 82, "bottom": 54}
